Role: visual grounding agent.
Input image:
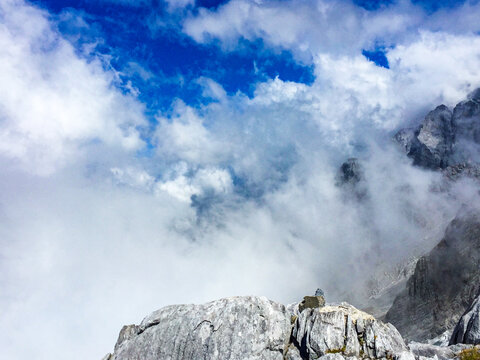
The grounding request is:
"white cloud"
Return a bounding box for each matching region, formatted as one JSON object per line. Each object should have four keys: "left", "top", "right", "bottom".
{"left": 3, "top": 0, "right": 480, "bottom": 359}
{"left": 0, "top": 0, "right": 146, "bottom": 175}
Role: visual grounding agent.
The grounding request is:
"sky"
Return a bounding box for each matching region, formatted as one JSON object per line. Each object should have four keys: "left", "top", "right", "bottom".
{"left": 1, "top": 0, "right": 480, "bottom": 358}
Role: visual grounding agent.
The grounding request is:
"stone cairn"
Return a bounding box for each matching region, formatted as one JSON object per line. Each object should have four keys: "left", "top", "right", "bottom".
{"left": 299, "top": 288, "right": 326, "bottom": 312}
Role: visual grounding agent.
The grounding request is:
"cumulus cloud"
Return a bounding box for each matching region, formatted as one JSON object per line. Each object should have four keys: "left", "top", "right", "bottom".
{"left": 0, "top": 0, "right": 146, "bottom": 175}
{"left": 3, "top": 0, "right": 480, "bottom": 359}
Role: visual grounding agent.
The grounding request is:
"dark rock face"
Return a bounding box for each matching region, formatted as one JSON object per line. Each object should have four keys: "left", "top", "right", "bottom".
{"left": 395, "top": 88, "right": 480, "bottom": 170}
{"left": 336, "top": 158, "right": 363, "bottom": 185}
{"left": 105, "top": 297, "right": 414, "bottom": 360}
{"left": 442, "top": 163, "right": 480, "bottom": 182}
{"left": 336, "top": 158, "right": 368, "bottom": 199}
{"left": 450, "top": 294, "right": 480, "bottom": 345}
{"left": 385, "top": 209, "right": 480, "bottom": 341}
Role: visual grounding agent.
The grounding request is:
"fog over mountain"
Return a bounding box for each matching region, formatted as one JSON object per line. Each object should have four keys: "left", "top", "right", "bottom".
{"left": 2, "top": 0, "right": 480, "bottom": 359}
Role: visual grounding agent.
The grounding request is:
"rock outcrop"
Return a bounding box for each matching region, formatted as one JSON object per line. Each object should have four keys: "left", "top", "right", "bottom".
{"left": 394, "top": 105, "right": 454, "bottom": 169}
{"left": 385, "top": 209, "right": 480, "bottom": 342}
{"left": 336, "top": 158, "right": 368, "bottom": 199}
{"left": 395, "top": 88, "right": 480, "bottom": 170}
{"left": 450, "top": 294, "right": 480, "bottom": 345}
{"left": 107, "top": 296, "right": 291, "bottom": 360}
{"left": 105, "top": 296, "right": 414, "bottom": 360}
{"left": 292, "top": 303, "right": 411, "bottom": 360}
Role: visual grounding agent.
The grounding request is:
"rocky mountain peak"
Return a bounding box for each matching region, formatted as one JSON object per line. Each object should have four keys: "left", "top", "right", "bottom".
{"left": 394, "top": 89, "right": 480, "bottom": 170}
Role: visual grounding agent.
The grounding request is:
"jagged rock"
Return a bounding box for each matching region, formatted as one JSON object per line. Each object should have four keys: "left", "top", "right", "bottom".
{"left": 110, "top": 296, "right": 291, "bottom": 360}
{"left": 442, "top": 162, "right": 480, "bottom": 182}
{"left": 395, "top": 88, "right": 480, "bottom": 171}
{"left": 409, "top": 342, "right": 456, "bottom": 359}
{"left": 107, "top": 297, "right": 414, "bottom": 360}
{"left": 385, "top": 209, "right": 480, "bottom": 341}
{"left": 450, "top": 294, "right": 480, "bottom": 345}
{"left": 427, "top": 329, "right": 452, "bottom": 347}
{"left": 336, "top": 158, "right": 367, "bottom": 199}
{"left": 337, "top": 158, "right": 363, "bottom": 185}
{"left": 394, "top": 105, "right": 454, "bottom": 169}
{"left": 298, "top": 295, "right": 326, "bottom": 312}
{"left": 451, "top": 88, "right": 480, "bottom": 163}
{"left": 292, "top": 302, "right": 409, "bottom": 360}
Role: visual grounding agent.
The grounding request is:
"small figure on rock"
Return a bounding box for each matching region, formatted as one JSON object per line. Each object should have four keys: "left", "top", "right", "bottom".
{"left": 315, "top": 288, "right": 324, "bottom": 297}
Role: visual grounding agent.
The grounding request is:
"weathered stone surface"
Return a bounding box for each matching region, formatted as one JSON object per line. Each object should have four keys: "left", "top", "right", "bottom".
{"left": 450, "top": 294, "right": 480, "bottom": 345}
{"left": 292, "top": 302, "right": 408, "bottom": 360}
{"left": 107, "top": 297, "right": 414, "bottom": 360}
{"left": 385, "top": 209, "right": 480, "bottom": 341}
{"left": 110, "top": 296, "right": 291, "bottom": 360}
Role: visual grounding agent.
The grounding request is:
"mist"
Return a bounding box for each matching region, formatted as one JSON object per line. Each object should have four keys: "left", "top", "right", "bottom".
{"left": 2, "top": 0, "right": 480, "bottom": 359}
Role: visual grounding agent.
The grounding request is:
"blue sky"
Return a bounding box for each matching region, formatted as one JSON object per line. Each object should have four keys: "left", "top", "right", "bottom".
{"left": 30, "top": 0, "right": 472, "bottom": 113}
{"left": 2, "top": 0, "right": 480, "bottom": 359}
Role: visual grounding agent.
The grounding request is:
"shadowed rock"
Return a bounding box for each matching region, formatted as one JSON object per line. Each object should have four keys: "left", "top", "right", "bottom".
{"left": 395, "top": 88, "right": 480, "bottom": 171}
{"left": 336, "top": 158, "right": 368, "bottom": 200}
{"left": 394, "top": 105, "right": 454, "bottom": 169}
{"left": 385, "top": 209, "right": 480, "bottom": 341}
{"left": 450, "top": 294, "right": 480, "bottom": 345}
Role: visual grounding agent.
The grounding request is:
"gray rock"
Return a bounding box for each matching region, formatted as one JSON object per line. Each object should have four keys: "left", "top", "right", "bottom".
{"left": 284, "top": 344, "right": 303, "bottom": 360}
{"left": 395, "top": 88, "right": 480, "bottom": 171}
{"left": 385, "top": 209, "right": 480, "bottom": 341}
{"left": 111, "top": 296, "right": 291, "bottom": 360}
{"left": 409, "top": 342, "right": 456, "bottom": 360}
{"left": 394, "top": 105, "right": 454, "bottom": 169}
{"left": 451, "top": 88, "right": 480, "bottom": 163}
{"left": 107, "top": 297, "right": 414, "bottom": 360}
{"left": 450, "top": 294, "right": 480, "bottom": 345}
{"left": 292, "top": 302, "right": 409, "bottom": 360}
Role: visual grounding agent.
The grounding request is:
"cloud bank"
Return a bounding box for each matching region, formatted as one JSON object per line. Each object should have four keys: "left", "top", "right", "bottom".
{"left": 2, "top": 0, "right": 480, "bottom": 359}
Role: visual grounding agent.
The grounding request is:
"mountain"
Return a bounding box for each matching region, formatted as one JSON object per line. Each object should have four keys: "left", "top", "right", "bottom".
{"left": 385, "top": 208, "right": 480, "bottom": 342}
{"left": 394, "top": 88, "right": 480, "bottom": 170}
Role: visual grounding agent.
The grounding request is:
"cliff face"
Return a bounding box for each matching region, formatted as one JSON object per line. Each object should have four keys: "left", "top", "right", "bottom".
{"left": 394, "top": 88, "right": 480, "bottom": 170}
{"left": 104, "top": 296, "right": 413, "bottom": 360}
{"left": 450, "top": 293, "right": 480, "bottom": 346}
{"left": 385, "top": 209, "right": 480, "bottom": 341}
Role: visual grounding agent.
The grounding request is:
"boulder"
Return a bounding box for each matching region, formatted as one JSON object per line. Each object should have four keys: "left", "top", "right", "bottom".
{"left": 110, "top": 296, "right": 291, "bottom": 360}
{"left": 292, "top": 302, "right": 409, "bottom": 360}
